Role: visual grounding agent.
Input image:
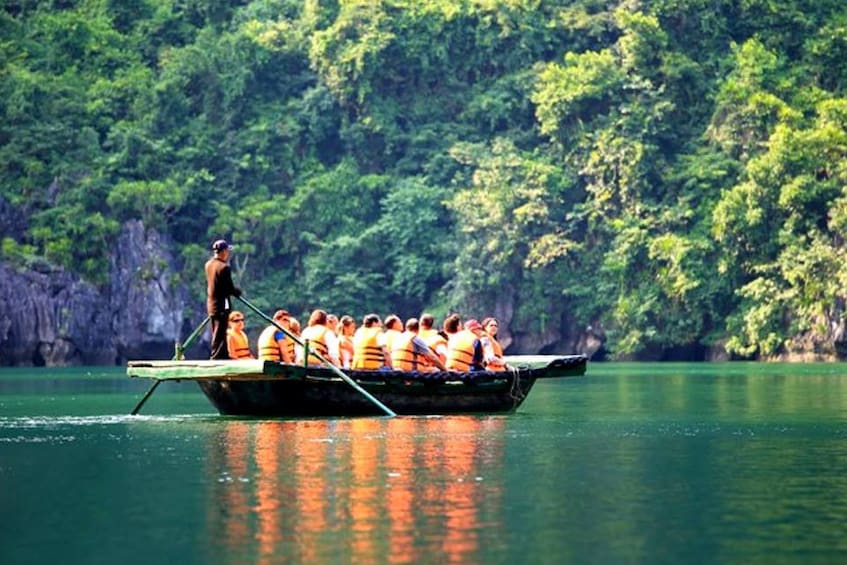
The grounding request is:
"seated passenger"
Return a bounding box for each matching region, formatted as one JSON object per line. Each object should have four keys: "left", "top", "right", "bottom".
{"left": 299, "top": 309, "right": 341, "bottom": 366}
{"left": 391, "top": 318, "right": 447, "bottom": 372}
{"left": 419, "top": 313, "right": 448, "bottom": 364}
{"left": 288, "top": 317, "right": 302, "bottom": 361}
{"left": 226, "top": 311, "right": 254, "bottom": 359}
{"left": 326, "top": 313, "right": 339, "bottom": 338}
{"left": 257, "top": 309, "right": 293, "bottom": 363}
{"left": 289, "top": 317, "right": 301, "bottom": 338}
{"left": 446, "top": 318, "right": 485, "bottom": 371}
{"left": 326, "top": 313, "right": 342, "bottom": 364}
{"left": 383, "top": 314, "right": 404, "bottom": 355}
{"left": 352, "top": 314, "right": 390, "bottom": 370}
{"left": 442, "top": 313, "right": 461, "bottom": 340}
{"left": 481, "top": 317, "right": 506, "bottom": 371}
{"left": 338, "top": 315, "right": 356, "bottom": 368}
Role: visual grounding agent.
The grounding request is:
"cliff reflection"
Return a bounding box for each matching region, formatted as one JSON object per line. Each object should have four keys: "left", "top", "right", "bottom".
{"left": 210, "top": 417, "right": 505, "bottom": 563}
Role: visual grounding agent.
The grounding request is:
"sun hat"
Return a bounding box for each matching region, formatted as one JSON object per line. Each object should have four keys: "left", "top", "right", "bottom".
{"left": 464, "top": 319, "right": 483, "bottom": 332}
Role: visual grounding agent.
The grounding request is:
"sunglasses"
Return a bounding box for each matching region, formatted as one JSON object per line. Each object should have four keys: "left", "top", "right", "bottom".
{"left": 232, "top": 318, "right": 244, "bottom": 323}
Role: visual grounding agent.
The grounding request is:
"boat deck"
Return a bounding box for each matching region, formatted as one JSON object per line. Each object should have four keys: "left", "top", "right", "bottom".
{"left": 126, "top": 355, "right": 588, "bottom": 383}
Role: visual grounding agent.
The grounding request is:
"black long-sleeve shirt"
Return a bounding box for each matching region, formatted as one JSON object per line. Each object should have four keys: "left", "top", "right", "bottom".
{"left": 205, "top": 256, "right": 241, "bottom": 315}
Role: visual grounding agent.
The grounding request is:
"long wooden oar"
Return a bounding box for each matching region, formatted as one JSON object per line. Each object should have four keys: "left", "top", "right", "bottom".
{"left": 130, "top": 316, "right": 211, "bottom": 415}
{"left": 236, "top": 296, "right": 396, "bottom": 417}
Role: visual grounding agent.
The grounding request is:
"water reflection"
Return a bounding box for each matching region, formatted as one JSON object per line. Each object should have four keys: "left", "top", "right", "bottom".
{"left": 209, "top": 417, "right": 504, "bottom": 563}
{"left": 6, "top": 366, "right": 847, "bottom": 563}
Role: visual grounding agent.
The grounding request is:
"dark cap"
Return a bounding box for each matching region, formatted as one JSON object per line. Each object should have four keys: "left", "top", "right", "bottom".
{"left": 211, "top": 239, "right": 232, "bottom": 252}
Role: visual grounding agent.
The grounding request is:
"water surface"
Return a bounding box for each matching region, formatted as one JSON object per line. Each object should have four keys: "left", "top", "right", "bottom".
{"left": 2, "top": 363, "right": 847, "bottom": 564}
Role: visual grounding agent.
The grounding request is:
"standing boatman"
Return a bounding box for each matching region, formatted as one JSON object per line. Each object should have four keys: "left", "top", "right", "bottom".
{"left": 205, "top": 239, "right": 242, "bottom": 359}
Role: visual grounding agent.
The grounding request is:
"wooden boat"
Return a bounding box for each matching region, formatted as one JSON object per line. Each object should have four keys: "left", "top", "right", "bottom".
{"left": 126, "top": 354, "right": 587, "bottom": 417}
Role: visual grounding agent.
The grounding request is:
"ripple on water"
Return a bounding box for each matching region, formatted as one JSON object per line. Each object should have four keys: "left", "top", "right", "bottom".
{"left": 0, "top": 414, "right": 213, "bottom": 429}
{"left": 0, "top": 434, "right": 77, "bottom": 443}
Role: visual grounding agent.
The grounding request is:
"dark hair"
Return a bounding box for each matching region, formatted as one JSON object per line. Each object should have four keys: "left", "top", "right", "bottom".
{"left": 443, "top": 313, "right": 461, "bottom": 333}
{"left": 308, "top": 309, "right": 327, "bottom": 326}
{"left": 405, "top": 317, "right": 419, "bottom": 332}
{"left": 340, "top": 315, "right": 355, "bottom": 328}
{"left": 420, "top": 313, "right": 435, "bottom": 329}
{"left": 384, "top": 314, "right": 402, "bottom": 330}
{"left": 362, "top": 313, "right": 381, "bottom": 328}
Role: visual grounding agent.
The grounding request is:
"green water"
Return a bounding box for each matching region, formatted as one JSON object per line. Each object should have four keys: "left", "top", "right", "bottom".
{"left": 2, "top": 364, "right": 847, "bottom": 564}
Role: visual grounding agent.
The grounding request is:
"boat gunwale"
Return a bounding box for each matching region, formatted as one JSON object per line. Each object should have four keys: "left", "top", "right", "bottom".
{"left": 126, "top": 355, "right": 588, "bottom": 384}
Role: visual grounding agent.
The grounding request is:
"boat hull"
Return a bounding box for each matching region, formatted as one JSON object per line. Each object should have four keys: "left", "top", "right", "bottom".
{"left": 197, "top": 376, "right": 537, "bottom": 417}
{"left": 127, "top": 354, "right": 587, "bottom": 417}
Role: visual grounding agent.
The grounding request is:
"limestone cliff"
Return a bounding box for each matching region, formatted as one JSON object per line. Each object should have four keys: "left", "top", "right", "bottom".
{"left": 490, "top": 287, "right": 605, "bottom": 360}
{"left": 0, "top": 261, "right": 112, "bottom": 365}
{"left": 0, "top": 220, "right": 194, "bottom": 366}
{"left": 109, "top": 219, "right": 190, "bottom": 362}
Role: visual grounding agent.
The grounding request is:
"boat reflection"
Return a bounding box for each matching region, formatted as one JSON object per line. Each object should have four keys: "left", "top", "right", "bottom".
{"left": 211, "top": 416, "right": 505, "bottom": 563}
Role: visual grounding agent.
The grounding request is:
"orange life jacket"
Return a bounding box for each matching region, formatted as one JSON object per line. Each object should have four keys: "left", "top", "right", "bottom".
{"left": 258, "top": 325, "right": 285, "bottom": 361}
{"left": 352, "top": 327, "right": 384, "bottom": 370}
{"left": 303, "top": 325, "right": 330, "bottom": 365}
{"left": 446, "top": 330, "right": 478, "bottom": 371}
{"left": 384, "top": 328, "right": 402, "bottom": 354}
{"left": 420, "top": 329, "right": 448, "bottom": 363}
{"left": 485, "top": 335, "right": 506, "bottom": 371}
{"left": 391, "top": 331, "right": 433, "bottom": 372}
{"left": 227, "top": 329, "right": 252, "bottom": 359}
{"left": 285, "top": 335, "right": 296, "bottom": 363}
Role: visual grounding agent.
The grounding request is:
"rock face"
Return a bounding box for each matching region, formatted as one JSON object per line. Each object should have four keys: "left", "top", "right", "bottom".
{"left": 0, "top": 261, "right": 113, "bottom": 365}
{"left": 0, "top": 220, "right": 191, "bottom": 366}
{"left": 502, "top": 301, "right": 606, "bottom": 360}
{"left": 527, "top": 322, "right": 605, "bottom": 360}
{"left": 109, "top": 220, "right": 188, "bottom": 362}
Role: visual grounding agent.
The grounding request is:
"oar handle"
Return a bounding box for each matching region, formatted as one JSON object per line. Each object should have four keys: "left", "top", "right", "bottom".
{"left": 235, "top": 296, "right": 396, "bottom": 417}
{"left": 237, "top": 296, "right": 304, "bottom": 347}
{"left": 174, "top": 316, "right": 211, "bottom": 360}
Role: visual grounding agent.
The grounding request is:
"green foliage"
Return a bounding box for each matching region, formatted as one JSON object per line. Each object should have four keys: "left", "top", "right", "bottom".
{"left": 447, "top": 137, "right": 574, "bottom": 317}
{"left": 29, "top": 205, "right": 119, "bottom": 284}
{"left": 375, "top": 177, "right": 451, "bottom": 306}
{"left": 707, "top": 39, "right": 800, "bottom": 161}
{"left": 107, "top": 179, "right": 186, "bottom": 228}
{"left": 300, "top": 231, "right": 391, "bottom": 316}
{"left": 5, "top": 0, "right": 847, "bottom": 358}
{"left": 0, "top": 237, "right": 40, "bottom": 269}
{"left": 714, "top": 93, "right": 847, "bottom": 356}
